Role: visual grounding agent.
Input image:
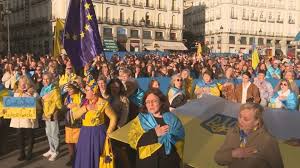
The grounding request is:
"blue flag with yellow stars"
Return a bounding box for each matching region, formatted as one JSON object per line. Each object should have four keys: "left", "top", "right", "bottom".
{"left": 63, "top": 0, "right": 102, "bottom": 68}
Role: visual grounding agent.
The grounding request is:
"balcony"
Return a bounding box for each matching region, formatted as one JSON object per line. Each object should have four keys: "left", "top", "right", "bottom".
{"left": 144, "top": 4, "right": 155, "bottom": 9}
{"left": 145, "top": 21, "right": 155, "bottom": 28}
{"left": 230, "top": 15, "right": 238, "bottom": 19}
{"left": 268, "top": 18, "right": 275, "bottom": 23}
{"left": 171, "top": 7, "right": 180, "bottom": 13}
{"left": 250, "top": 16, "right": 258, "bottom": 21}
{"left": 104, "top": 0, "right": 117, "bottom": 5}
{"left": 119, "top": 0, "right": 130, "bottom": 6}
{"left": 242, "top": 16, "right": 249, "bottom": 20}
{"left": 156, "top": 22, "right": 166, "bottom": 29}
{"left": 170, "top": 24, "right": 181, "bottom": 30}
{"left": 288, "top": 19, "right": 295, "bottom": 24}
{"left": 277, "top": 18, "right": 283, "bottom": 23}
{"left": 132, "top": 2, "right": 143, "bottom": 8}
{"left": 155, "top": 36, "right": 164, "bottom": 41}
{"left": 259, "top": 17, "right": 266, "bottom": 22}
{"left": 157, "top": 5, "right": 167, "bottom": 11}
{"left": 268, "top": 4, "right": 275, "bottom": 8}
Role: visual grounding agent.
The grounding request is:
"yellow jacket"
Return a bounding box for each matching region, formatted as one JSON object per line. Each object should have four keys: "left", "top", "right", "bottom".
{"left": 42, "top": 86, "right": 62, "bottom": 119}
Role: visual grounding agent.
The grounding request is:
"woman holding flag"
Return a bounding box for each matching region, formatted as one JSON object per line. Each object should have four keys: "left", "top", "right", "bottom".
{"left": 128, "top": 89, "right": 185, "bottom": 168}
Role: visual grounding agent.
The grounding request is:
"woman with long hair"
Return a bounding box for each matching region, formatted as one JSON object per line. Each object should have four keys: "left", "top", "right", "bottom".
{"left": 10, "top": 76, "right": 40, "bottom": 161}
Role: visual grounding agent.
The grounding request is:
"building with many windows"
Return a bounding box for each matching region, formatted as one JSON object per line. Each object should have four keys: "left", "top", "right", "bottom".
{"left": 4, "top": 0, "right": 186, "bottom": 55}
{"left": 184, "top": 0, "right": 300, "bottom": 56}
{"left": 0, "top": 1, "right": 6, "bottom": 55}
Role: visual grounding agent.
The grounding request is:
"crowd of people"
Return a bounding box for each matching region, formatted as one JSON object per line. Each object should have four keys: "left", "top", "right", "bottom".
{"left": 0, "top": 52, "right": 299, "bottom": 168}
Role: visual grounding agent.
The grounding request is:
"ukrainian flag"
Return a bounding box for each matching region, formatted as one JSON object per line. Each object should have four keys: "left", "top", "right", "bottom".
{"left": 196, "top": 43, "right": 202, "bottom": 60}
{"left": 251, "top": 44, "right": 260, "bottom": 69}
{"left": 53, "top": 18, "right": 65, "bottom": 57}
{"left": 110, "top": 95, "right": 300, "bottom": 168}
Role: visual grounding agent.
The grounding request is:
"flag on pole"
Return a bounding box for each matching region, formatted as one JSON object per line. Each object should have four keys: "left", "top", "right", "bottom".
{"left": 53, "top": 19, "right": 65, "bottom": 57}
{"left": 251, "top": 43, "right": 260, "bottom": 69}
{"left": 63, "top": 0, "right": 103, "bottom": 68}
{"left": 196, "top": 42, "right": 202, "bottom": 60}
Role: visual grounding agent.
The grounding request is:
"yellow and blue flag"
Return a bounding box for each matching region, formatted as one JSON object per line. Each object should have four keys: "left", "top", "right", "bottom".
{"left": 251, "top": 43, "right": 259, "bottom": 69}
{"left": 53, "top": 18, "right": 65, "bottom": 57}
{"left": 63, "top": 0, "right": 103, "bottom": 68}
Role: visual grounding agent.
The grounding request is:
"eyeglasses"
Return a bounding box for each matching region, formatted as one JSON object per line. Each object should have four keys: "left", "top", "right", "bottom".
{"left": 145, "top": 99, "right": 160, "bottom": 105}
{"left": 280, "top": 83, "right": 287, "bottom": 86}
{"left": 176, "top": 79, "right": 183, "bottom": 82}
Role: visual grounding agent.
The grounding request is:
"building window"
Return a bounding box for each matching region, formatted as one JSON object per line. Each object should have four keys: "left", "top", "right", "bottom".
{"left": 249, "top": 37, "right": 255, "bottom": 45}
{"left": 242, "top": 9, "right": 246, "bottom": 17}
{"left": 266, "top": 39, "right": 272, "bottom": 44}
{"left": 155, "top": 32, "right": 163, "bottom": 40}
{"left": 103, "top": 28, "right": 113, "bottom": 38}
{"left": 145, "top": 13, "right": 150, "bottom": 25}
{"left": 229, "top": 36, "right": 235, "bottom": 44}
{"left": 172, "top": 0, "right": 176, "bottom": 10}
{"left": 217, "top": 36, "right": 221, "bottom": 44}
{"left": 240, "top": 37, "right": 247, "bottom": 44}
{"left": 158, "top": 13, "right": 162, "bottom": 25}
{"left": 231, "top": 7, "right": 234, "bottom": 18}
{"left": 170, "top": 33, "right": 176, "bottom": 40}
{"left": 105, "top": 7, "right": 111, "bottom": 21}
{"left": 120, "top": 9, "right": 124, "bottom": 23}
{"left": 133, "top": 11, "right": 136, "bottom": 23}
{"left": 258, "top": 38, "right": 264, "bottom": 45}
{"left": 143, "top": 31, "right": 152, "bottom": 39}
{"left": 131, "top": 29, "right": 139, "bottom": 38}
{"left": 211, "top": 37, "right": 215, "bottom": 44}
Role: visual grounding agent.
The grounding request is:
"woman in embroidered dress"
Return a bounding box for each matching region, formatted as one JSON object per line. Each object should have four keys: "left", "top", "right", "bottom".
{"left": 168, "top": 74, "right": 187, "bottom": 111}
{"left": 63, "top": 82, "right": 84, "bottom": 166}
{"left": 69, "top": 80, "right": 117, "bottom": 168}
{"left": 128, "top": 89, "right": 185, "bottom": 168}
{"left": 269, "top": 79, "right": 298, "bottom": 110}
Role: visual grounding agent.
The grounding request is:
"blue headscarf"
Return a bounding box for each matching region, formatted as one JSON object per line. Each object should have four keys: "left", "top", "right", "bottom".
{"left": 40, "top": 84, "right": 54, "bottom": 97}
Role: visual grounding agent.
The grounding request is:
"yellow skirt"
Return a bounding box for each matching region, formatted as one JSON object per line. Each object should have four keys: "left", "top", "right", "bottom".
{"left": 65, "top": 127, "right": 80, "bottom": 144}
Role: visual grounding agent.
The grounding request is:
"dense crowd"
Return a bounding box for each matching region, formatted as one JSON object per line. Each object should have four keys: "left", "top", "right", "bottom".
{"left": 0, "top": 52, "right": 299, "bottom": 168}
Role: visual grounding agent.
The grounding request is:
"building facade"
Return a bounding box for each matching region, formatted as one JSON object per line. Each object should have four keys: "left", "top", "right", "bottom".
{"left": 0, "top": 1, "right": 5, "bottom": 55}
{"left": 184, "top": 0, "right": 300, "bottom": 55}
{"left": 5, "top": 0, "right": 185, "bottom": 55}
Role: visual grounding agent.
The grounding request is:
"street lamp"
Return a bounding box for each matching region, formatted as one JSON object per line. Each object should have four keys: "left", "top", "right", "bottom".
{"left": 140, "top": 18, "right": 145, "bottom": 52}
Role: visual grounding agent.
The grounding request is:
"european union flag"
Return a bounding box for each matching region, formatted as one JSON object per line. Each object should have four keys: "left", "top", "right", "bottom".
{"left": 63, "top": 0, "right": 102, "bottom": 68}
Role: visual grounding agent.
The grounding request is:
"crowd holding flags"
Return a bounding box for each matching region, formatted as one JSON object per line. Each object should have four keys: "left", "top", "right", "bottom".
{"left": 63, "top": 0, "right": 103, "bottom": 68}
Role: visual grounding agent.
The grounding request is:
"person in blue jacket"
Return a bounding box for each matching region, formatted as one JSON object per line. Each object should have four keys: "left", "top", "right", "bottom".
{"left": 269, "top": 79, "right": 298, "bottom": 110}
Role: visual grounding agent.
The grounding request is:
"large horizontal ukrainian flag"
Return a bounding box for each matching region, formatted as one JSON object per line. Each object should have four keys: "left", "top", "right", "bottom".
{"left": 110, "top": 95, "right": 300, "bottom": 168}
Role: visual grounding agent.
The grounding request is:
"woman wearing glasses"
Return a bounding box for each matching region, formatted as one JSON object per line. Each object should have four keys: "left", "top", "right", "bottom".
{"left": 128, "top": 89, "right": 185, "bottom": 168}
{"left": 269, "top": 79, "right": 298, "bottom": 110}
{"left": 168, "top": 74, "right": 187, "bottom": 111}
